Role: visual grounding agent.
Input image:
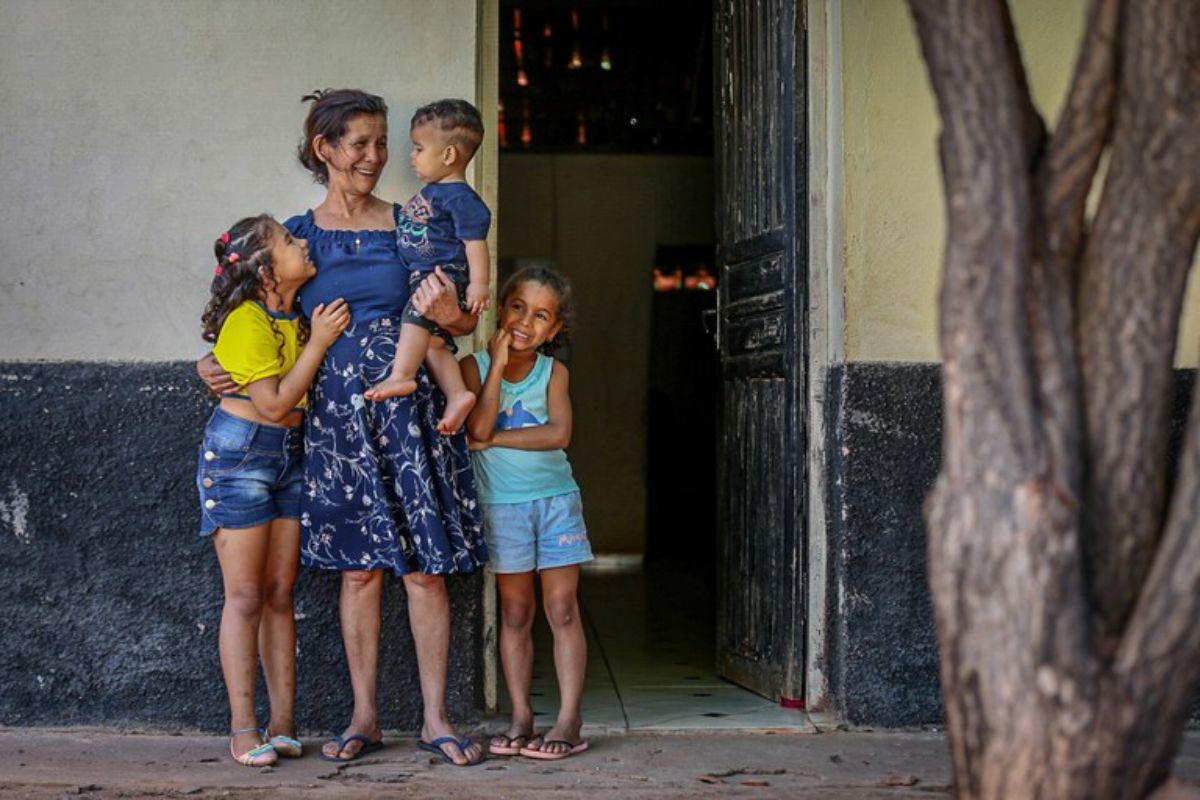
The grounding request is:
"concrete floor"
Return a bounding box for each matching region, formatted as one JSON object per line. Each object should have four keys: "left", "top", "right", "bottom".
{"left": 2, "top": 728, "right": 1199, "bottom": 799}
{"left": 0, "top": 727, "right": 948, "bottom": 798}
{"left": 506, "top": 561, "right": 814, "bottom": 735}
{"left": 8, "top": 564, "right": 1198, "bottom": 798}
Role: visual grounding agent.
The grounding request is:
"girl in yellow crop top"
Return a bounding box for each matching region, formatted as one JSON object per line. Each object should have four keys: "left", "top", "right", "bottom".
{"left": 196, "top": 214, "right": 349, "bottom": 767}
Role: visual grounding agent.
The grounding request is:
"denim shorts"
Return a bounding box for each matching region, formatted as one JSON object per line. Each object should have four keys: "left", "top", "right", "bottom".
{"left": 196, "top": 406, "right": 304, "bottom": 536}
{"left": 481, "top": 491, "right": 592, "bottom": 573}
{"left": 401, "top": 263, "right": 469, "bottom": 351}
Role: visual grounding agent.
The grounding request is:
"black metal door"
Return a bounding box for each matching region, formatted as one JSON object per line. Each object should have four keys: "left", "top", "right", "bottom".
{"left": 713, "top": 0, "right": 806, "bottom": 701}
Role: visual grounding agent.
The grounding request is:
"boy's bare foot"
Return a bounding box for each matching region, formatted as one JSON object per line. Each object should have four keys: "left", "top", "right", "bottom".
{"left": 365, "top": 375, "right": 418, "bottom": 401}
{"left": 437, "top": 392, "right": 477, "bottom": 435}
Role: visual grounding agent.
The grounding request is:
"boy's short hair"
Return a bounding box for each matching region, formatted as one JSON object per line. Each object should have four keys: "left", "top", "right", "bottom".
{"left": 411, "top": 99, "right": 485, "bottom": 159}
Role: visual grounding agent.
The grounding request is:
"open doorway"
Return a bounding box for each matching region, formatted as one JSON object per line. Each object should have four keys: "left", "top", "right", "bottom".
{"left": 494, "top": 0, "right": 810, "bottom": 731}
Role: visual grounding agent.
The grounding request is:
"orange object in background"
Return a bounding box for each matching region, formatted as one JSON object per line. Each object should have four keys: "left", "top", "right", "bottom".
{"left": 684, "top": 267, "right": 715, "bottom": 291}
{"left": 653, "top": 268, "right": 683, "bottom": 292}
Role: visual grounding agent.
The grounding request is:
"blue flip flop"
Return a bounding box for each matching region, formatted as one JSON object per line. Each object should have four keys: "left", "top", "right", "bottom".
{"left": 320, "top": 732, "right": 384, "bottom": 762}
{"left": 417, "top": 735, "right": 485, "bottom": 766}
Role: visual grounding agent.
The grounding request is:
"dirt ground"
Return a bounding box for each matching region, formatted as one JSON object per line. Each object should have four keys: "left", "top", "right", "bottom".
{"left": 1, "top": 727, "right": 1199, "bottom": 799}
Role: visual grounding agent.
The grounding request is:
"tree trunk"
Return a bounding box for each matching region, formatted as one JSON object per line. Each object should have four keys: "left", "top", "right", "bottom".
{"left": 907, "top": 0, "right": 1200, "bottom": 797}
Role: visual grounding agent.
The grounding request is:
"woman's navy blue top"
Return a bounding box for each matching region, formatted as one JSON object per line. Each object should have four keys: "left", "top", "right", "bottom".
{"left": 286, "top": 205, "right": 407, "bottom": 324}
{"left": 278, "top": 203, "right": 487, "bottom": 576}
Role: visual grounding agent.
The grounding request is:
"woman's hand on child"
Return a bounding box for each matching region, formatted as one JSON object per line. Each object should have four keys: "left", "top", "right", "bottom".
{"left": 414, "top": 267, "right": 461, "bottom": 323}
{"left": 466, "top": 282, "right": 491, "bottom": 316}
{"left": 310, "top": 299, "right": 351, "bottom": 347}
{"left": 488, "top": 329, "right": 511, "bottom": 369}
{"left": 197, "top": 353, "right": 238, "bottom": 394}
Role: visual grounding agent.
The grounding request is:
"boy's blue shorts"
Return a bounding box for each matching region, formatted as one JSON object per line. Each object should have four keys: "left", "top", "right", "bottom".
{"left": 481, "top": 491, "right": 593, "bottom": 574}
{"left": 196, "top": 406, "right": 304, "bottom": 536}
{"left": 401, "top": 263, "right": 469, "bottom": 351}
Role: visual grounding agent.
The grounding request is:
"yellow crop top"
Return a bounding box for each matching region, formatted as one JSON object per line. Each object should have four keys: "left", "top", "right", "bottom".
{"left": 212, "top": 301, "right": 308, "bottom": 409}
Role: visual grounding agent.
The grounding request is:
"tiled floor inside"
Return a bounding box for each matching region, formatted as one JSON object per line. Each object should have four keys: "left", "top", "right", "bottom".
{"left": 500, "top": 561, "right": 815, "bottom": 734}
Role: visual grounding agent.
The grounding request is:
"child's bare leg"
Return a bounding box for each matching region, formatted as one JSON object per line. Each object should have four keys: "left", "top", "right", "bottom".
{"left": 425, "top": 338, "right": 476, "bottom": 435}
{"left": 538, "top": 565, "right": 586, "bottom": 754}
{"left": 258, "top": 517, "right": 300, "bottom": 741}
{"left": 365, "top": 322, "right": 429, "bottom": 401}
{"left": 492, "top": 572, "right": 537, "bottom": 751}
{"left": 213, "top": 524, "right": 271, "bottom": 758}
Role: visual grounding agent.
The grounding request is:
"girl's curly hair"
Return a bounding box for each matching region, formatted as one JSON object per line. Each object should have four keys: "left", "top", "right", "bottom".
{"left": 498, "top": 265, "right": 575, "bottom": 356}
{"left": 200, "top": 215, "right": 308, "bottom": 364}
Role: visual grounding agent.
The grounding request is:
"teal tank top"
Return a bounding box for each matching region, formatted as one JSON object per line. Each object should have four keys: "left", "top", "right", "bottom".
{"left": 470, "top": 351, "right": 579, "bottom": 504}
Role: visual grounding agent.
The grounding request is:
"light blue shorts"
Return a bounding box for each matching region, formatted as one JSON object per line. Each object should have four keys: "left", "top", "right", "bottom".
{"left": 481, "top": 491, "right": 593, "bottom": 574}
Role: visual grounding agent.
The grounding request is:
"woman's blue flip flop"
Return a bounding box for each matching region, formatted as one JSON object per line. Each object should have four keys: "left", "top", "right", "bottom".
{"left": 417, "top": 735, "right": 485, "bottom": 766}
{"left": 320, "top": 733, "right": 384, "bottom": 762}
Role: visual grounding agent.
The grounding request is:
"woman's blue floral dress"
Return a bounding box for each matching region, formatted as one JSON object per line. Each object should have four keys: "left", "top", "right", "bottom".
{"left": 284, "top": 207, "right": 487, "bottom": 576}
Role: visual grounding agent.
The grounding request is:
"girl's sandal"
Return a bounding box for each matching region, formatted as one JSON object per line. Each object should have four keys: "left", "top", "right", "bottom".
{"left": 230, "top": 727, "right": 278, "bottom": 767}
{"left": 488, "top": 731, "right": 533, "bottom": 757}
{"left": 262, "top": 728, "right": 303, "bottom": 759}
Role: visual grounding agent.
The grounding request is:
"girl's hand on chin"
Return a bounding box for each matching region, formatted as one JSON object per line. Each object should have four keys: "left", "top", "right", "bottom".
{"left": 488, "top": 329, "right": 511, "bottom": 368}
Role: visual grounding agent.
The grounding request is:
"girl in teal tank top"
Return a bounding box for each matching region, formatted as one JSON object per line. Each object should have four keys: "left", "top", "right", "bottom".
{"left": 462, "top": 266, "right": 593, "bottom": 761}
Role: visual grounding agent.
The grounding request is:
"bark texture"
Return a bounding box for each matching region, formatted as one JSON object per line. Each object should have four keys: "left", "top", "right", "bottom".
{"left": 907, "top": 0, "right": 1200, "bottom": 797}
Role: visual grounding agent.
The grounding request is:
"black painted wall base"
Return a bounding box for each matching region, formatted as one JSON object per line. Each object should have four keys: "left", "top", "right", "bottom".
{"left": 825, "top": 363, "right": 1196, "bottom": 727}
{"left": 0, "top": 362, "right": 484, "bottom": 732}
{"left": 826, "top": 363, "right": 942, "bottom": 726}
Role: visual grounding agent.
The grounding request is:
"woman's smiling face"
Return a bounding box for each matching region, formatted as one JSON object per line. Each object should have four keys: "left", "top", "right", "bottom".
{"left": 320, "top": 113, "right": 388, "bottom": 196}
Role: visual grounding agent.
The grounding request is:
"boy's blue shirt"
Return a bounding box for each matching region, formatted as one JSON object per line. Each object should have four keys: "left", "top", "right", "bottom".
{"left": 395, "top": 181, "right": 491, "bottom": 272}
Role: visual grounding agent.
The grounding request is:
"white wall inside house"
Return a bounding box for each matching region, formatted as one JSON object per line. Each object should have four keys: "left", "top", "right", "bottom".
{"left": 499, "top": 153, "right": 715, "bottom": 555}
{"left": 0, "top": 0, "right": 478, "bottom": 361}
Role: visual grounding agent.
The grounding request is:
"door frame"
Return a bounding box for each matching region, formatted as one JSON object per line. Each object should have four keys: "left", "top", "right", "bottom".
{"left": 476, "top": 0, "right": 501, "bottom": 715}
{"left": 802, "top": 0, "right": 844, "bottom": 719}
{"left": 480, "top": 0, "right": 846, "bottom": 723}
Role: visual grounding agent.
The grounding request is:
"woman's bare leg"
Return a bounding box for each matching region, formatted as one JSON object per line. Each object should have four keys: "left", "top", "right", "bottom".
{"left": 321, "top": 569, "right": 385, "bottom": 759}
{"left": 404, "top": 571, "right": 483, "bottom": 765}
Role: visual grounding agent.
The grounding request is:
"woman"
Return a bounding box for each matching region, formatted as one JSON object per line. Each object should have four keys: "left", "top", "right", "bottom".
{"left": 199, "top": 88, "right": 487, "bottom": 766}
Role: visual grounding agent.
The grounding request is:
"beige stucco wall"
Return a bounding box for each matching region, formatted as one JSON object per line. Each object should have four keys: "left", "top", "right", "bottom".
{"left": 840, "top": 0, "right": 1200, "bottom": 366}
{"left": 0, "top": 0, "right": 479, "bottom": 361}
{"left": 499, "top": 154, "right": 715, "bottom": 555}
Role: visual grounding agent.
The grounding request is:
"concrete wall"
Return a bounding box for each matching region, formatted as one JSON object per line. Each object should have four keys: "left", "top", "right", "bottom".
{"left": 824, "top": 0, "right": 1200, "bottom": 726}
{"left": 0, "top": 0, "right": 477, "bottom": 361}
{"left": 0, "top": 0, "right": 487, "bottom": 732}
{"left": 839, "top": 0, "right": 1200, "bottom": 365}
{"left": 498, "top": 154, "right": 715, "bottom": 555}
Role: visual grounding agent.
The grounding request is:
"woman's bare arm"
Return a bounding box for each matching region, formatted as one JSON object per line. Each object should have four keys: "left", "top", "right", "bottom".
{"left": 197, "top": 352, "right": 237, "bottom": 394}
